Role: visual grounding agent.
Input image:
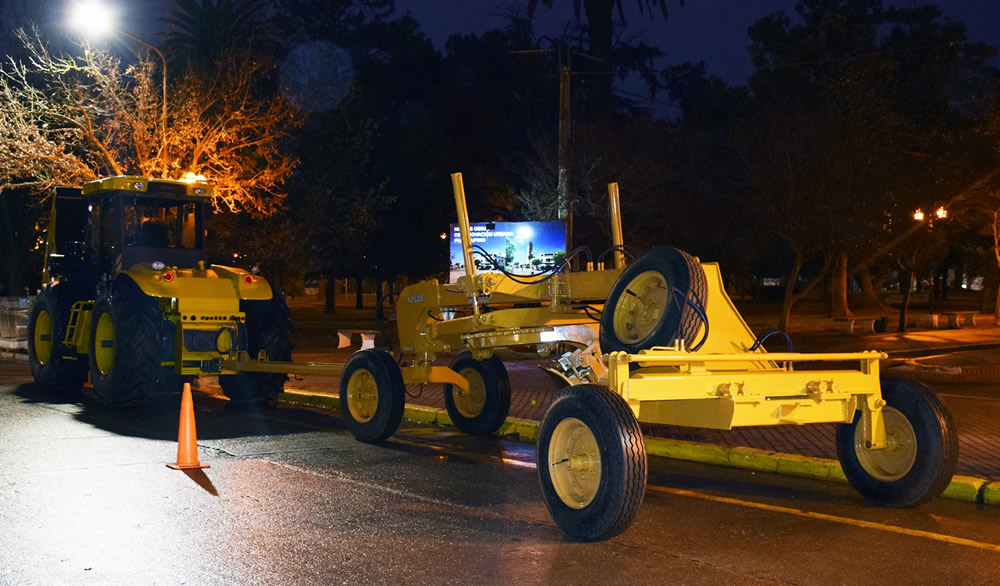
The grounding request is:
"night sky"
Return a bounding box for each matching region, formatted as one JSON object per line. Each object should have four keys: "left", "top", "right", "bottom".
{"left": 395, "top": 0, "right": 1000, "bottom": 84}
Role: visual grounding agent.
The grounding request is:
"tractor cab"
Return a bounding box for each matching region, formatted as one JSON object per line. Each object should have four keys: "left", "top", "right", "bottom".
{"left": 82, "top": 176, "right": 210, "bottom": 282}
{"left": 44, "top": 176, "right": 212, "bottom": 287}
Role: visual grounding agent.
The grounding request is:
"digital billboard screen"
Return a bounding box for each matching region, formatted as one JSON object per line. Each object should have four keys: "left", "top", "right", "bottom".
{"left": 448, "top": 221, "right": 566, "bottom": 283}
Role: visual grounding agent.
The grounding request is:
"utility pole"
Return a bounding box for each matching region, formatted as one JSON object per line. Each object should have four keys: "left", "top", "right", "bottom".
{"left": 557, "top": 48, "right": 573, "bottom": 262}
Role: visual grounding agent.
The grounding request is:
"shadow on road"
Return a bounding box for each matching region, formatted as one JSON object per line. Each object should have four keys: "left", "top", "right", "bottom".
{"left": 14, "top": 381, "right": 346, "bottom": 442}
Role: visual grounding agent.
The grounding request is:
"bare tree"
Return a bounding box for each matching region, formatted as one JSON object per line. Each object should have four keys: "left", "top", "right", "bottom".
{"left": 0, "top": 27, "right": 298, "bottom": 214}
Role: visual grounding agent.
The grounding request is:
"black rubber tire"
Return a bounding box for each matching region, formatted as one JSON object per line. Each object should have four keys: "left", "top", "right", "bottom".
{"left": 28, "top": 282, "right": 88, "bottom": 394}
{"left": 600, "top": 246, "right": 707, "bottom": 354}
{"left": 836, "top": 376, "right": 958, "bottom": 507}
{"left": 537, "top": 384, "right": 647, "bottom": 541}
{"left": 444, "top": 351, "right": 511, "bottom": 435}
{"left": 219, "top": 291, "right": 294, "bottom": 408}
{"left": 339, "top": 349, "right": 405, "bottom": 443}
{"left": 89, "top": 277, "right": 165, "bottom": 406}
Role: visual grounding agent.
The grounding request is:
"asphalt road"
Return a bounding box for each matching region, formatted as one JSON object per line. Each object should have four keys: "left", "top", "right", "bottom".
{"left": 3, "top": 360, "right": 1000, "bottom": 585}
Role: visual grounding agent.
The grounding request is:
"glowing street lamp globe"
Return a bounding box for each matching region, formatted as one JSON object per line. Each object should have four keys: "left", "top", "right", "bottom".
{"left": 67, "top": 0, "right": 116, "bottom": 37}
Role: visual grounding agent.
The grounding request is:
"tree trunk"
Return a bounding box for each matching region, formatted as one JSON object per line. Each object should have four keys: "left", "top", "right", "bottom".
{"left": 355, "top": 276, "right": 364, "bottom": 309}
{"left": 324, "top": 271, "right": 336, "bottom": 314}
{"left": 375, "top": 276, "right": 384, "bottom": 321}
{"left": 994, "top": 281, "right": 1000, "bottom": 326}
{"left": 0, "top": 193, "right": 23, "bottom": 296}
{"left": 898, "top": 271, "right": 914, "bottom": 332}
{"left": 778, "top": 253, "right": 804, "bottom": 332}
{"left": 857, "top": 268, "right": 893, "bottom": 312}
{"left": 829, "top": 252, "right": 852, "bottom": 318}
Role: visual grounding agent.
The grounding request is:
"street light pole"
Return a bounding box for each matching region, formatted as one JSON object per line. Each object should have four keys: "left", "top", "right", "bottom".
{"left": 68, "top": 1, "right": 169, "bottom": 178}
{"left": 119, "top": 31, "right": 168, "bottom": 179}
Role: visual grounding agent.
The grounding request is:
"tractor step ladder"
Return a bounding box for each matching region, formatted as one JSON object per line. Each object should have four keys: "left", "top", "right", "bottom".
{"left": 64, "top": 301, "right": 94, "bottom": 347}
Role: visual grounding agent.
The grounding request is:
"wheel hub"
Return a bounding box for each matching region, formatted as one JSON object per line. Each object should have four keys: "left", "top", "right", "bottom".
{"left": 454, "top": 368, "right": 486, "bottom": 419}
{"left": 614, "top": 270, "right": 668, "bottom": 343}
{"left": 33, "top": 310, "right": 53, "bottom": 365}
{"left": 855, "top": 406, "right": 917, "bottom": 482}
{"left": 548, "top": 417, "right": 602, "bottom": 509}
{"left": 346, "top": 369, "right": 379, "bottom": 423}
{"left": 94, "top": 312, "right": 115, "bottom": 375}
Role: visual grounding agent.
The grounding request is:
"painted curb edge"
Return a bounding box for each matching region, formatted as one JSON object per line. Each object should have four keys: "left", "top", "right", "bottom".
{"left": 279, "top": 389, "right": 999, "bottom": 506}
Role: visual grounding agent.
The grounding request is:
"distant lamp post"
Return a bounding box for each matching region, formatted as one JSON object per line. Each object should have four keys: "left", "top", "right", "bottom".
{"left": 914, "top": 206, "right": 948, "bottom": 223}
{"left": 68, "top": 0, "right": 169, "bottom": 178}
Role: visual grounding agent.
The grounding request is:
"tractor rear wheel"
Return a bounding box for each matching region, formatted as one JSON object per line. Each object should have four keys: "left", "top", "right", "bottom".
{"left": 836, "top": 376, "right": 957, "bottom": 507}
{"left": 89, "top": 277, "right": 165, "bottom": 406}
{"left": 28, "top": 282, "right": 87, "bottom": 394}
{"left": 339, "top": 349, "right": 405, "bottom": 443}
{"left": 600, "top": 247, "right": 707, "bottom": 354}
{"left": 219, "top": 291, "right": 294, "bottom": 408}
{"left": 537, "top": 384, "right": 647, "bottom": 541}
{"left": 444, "top": 351, "right": 511, "bottom": 435}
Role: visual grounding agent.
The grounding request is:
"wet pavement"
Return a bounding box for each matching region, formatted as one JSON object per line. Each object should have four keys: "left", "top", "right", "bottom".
{"left": 5, "top": 358, "right": 1000, "bottom": 584}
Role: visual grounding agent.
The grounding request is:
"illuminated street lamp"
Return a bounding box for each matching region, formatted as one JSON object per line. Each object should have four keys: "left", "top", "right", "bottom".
{"left": 68, "top": 0, "right": 169, "bottom": 178}
{"left": 913, "top": 206, "right": 948, "bottom": 223}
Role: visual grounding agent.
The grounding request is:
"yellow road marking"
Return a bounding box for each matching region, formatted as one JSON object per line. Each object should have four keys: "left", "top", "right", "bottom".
{"left": 648, "top": 485, "right": 1000, "bottom": 554}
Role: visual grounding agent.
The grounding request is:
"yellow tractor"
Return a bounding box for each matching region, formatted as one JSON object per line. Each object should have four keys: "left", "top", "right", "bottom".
{"left": 28, "top": 176, "right": 293, "bottom": 407}
{"left": 339, "top": 173, "right": 958, "bottom": 540}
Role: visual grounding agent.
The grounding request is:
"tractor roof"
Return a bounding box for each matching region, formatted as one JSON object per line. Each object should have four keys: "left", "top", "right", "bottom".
{"left": 81, "top": 175, "right": 213, "bottom": 199}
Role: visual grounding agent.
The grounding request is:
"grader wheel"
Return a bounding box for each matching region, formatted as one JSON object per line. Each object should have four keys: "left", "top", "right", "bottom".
{"left": 537, "top": 384, "right": 647, "bottom": 541}
{"left": 444, "top": 351, "right": 511, "bottom": 435}
{"left": 339, "top": 349, "right": 405, "bottom": 443}
{"left": 836, "top": 376, "right": 957, "bottom": 507}
{"left": 600, "top": 247, "right": 707, "bottom": 354}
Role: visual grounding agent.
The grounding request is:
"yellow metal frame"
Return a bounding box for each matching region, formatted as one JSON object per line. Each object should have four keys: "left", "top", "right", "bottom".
{"left": 606, "top": 349, "right": 887, "bottom": 449}
{"left": 600, "top": 257, "right": 888, "bottom": 450}
{"left": 197, "top": 171, "right": 889, "bottom": 451}
{"left": 394, "top": 173, "right": 622, "bottom": 387}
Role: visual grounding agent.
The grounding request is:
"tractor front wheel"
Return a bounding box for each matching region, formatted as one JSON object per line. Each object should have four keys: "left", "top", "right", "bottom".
{"left": 339, "top": 349, "right": 405, "bottom": 443}
{"left": 444, "top": 351, "right": 511, "bottom": 435}
{"left": 537, "top": 384, "right": 647, "bottom": 541}
{"left": 836, "top": 376, "right": 957, "bottom": 507}
{"left": 28, "top": 282, "right": 87, "bottom": 394}
{"left": 89, "top": 278, "right": 165, "bottom": 406}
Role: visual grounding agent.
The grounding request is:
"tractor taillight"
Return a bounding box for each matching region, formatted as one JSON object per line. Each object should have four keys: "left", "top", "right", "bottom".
{"left": 243, "top": 274, "right": 254, "bottom": 285}
{"left": 163, "top": 270, "right": 175, "bottom": 283}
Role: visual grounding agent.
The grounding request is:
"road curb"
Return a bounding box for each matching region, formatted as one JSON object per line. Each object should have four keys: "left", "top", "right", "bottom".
{"left": 887, "top": 364, "right": 1000, "bottom": 385}
{"left": 279, "top": 389, "right": 996, "bottom": 507}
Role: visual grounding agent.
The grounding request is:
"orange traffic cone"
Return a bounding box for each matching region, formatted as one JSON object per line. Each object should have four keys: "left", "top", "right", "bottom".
{"left": 167, "top": 382, "right": 210, "bottom": 470}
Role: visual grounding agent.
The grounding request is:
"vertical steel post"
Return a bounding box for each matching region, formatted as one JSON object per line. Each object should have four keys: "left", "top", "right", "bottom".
{"left": 607, "top": 182, "right": 625, "bottom": 269}
{"left": 558, "top": 61, "right": 573, "bottom": 268}
{"left": 451, "top": 172, "right": 480, "bottom": 319}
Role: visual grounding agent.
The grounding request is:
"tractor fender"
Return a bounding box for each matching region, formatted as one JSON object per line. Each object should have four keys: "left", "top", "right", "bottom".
{"left": 121, "top": 264, "right": 273, "bottom": 301}
{"left": 209, "top": 264, "right": 275, "bottom": 301}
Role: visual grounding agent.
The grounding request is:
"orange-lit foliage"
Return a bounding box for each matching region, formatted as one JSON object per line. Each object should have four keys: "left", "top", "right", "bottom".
{"left": 0, "top": 27, "right": 299, "bottom": 216}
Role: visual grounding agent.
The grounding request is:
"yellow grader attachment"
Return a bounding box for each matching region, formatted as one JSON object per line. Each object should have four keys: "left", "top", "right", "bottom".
{"left": 323, "top": 172, "right": 958, "bottom": 541}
